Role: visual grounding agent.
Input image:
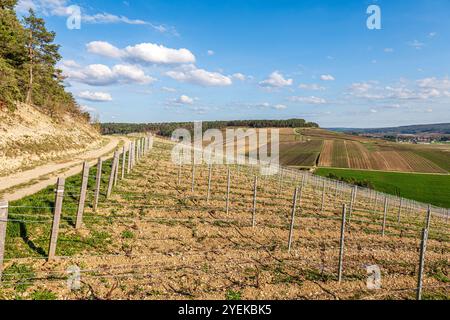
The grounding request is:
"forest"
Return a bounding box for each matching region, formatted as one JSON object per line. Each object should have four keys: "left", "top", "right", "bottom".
{"left": 101, "top": 119, "right": 320, "bottom": 137}
{"left": 0, "top": 0, "right": 87, "bottom": 119}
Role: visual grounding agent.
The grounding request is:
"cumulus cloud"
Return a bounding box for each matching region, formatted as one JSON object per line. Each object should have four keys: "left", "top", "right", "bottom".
{"left": 273, "top": 104, "right": 287, "bottom": 110}
{"left": 63, "top": 63, "right": 156, "bottom": 86}
{"left": 259, "top": 71, "right": 293, "bottom": 88}
{"left": 347, "top": 77, "right": 450, "bottom": 101}
{"left": 175, "top": 95, "right": 194, "bottom": 105}
{"left": 289, "top": 96, "right": 327, "bottom": 104}
{"left": 232, "top": 73, "right": 246, "bottom": 81}
{"left": 86, "top": 41, "right": 195, "bottom": 64}
{"left": 86, "top": 41, "right": 123, "bottom": 59}
{"left": 78, "top": 91, "right": 112, "bottom": 102}
{"left": 299, "top": 83, "right": 325, "bottom": 91}
{"left": 320, "top": 74, "right": 335, "bottom": 81}
{"left": 166, "top": 64, "right": 232, "bottom": 87}
{"left": 124, "top": 43, "right": 196, "bottom": 64}
{"left": 207, "top": 50, "right": 215, "bottom": 56}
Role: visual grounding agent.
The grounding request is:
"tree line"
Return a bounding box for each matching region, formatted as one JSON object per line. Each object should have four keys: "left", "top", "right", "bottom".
{"left": 101, "top": 119, "right": 320, "bottom": 137}
{"left": 0, "top": 0, "right": 88, "bottom": 120}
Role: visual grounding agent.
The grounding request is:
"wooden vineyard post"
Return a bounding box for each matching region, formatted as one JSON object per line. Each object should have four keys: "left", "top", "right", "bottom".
{"left": 0, "top": 200, "right": 9, "bottom": 281}
{"left": 75, "top": 161, "right": 90, "bottom": 229}
{"left": 48, "top": 178, "right": 65, "bottom": 261}
{"left": 382, "top": 197, "right": 388, "bottom": 236}
{"left": 320, "top": 180, "right": 326, "bottom": 213}
{"left": 416, "top": 228, "right": 429, "bottom": 300}
{"left": 225, "top": 167, "right": 231, "bottom": 214}
{"left": 206, "top": 164, "right": 212, "bottom": 203}
{"left": 338, "top": 204, "right": 347, "bottom": 283}
{"left": 107, "top": 151, "right": 119, "bottom": 199}
{"left": 93, "top": 158, "right": 102, "bottom": 212}
{"left": 287, "top": 187, "right": 300, "bottom": 253}
{"left": 121, "top": 146, "right": 126, "bottom": 179}
{"left": 252, "top": 176, "right": 258, "bottom": 227}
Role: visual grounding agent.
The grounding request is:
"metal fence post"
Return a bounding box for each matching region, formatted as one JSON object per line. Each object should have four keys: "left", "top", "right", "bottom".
{"left": 425, "top": 205, "right": 432, "bottom": 230}
{"left": 93, "top": 158, "right": 102, "bottom": 211}
{"left": 338, "top": 204, "right": 347, "bottom": 282}
{"left": 225, "top": 167, "right": 231, "bottom": 214}
{"left": 48, "top": 178, "right": 65, "bottom": 261}
{"left": 382, "top": 197, "right": 388, "bottom": 236}
{"left": 252, "top": 176, "right": 258, "bottom": 227}
{"left": 75, "top": 161, "right": 90, "bottom": 229}
{"left": 107, "top": 151, "right": 118, "bottom": 199}
{"left": 191, "top": 162, "right": 196, "bottom": 193}
{"left": 287, "top": 187, "right": 299, "bottom": 253}
{"left": 0, "top": 200, "right": 9, "bottom": 281}
{"left": 416, "top": 228, "right": 429, "bottom": 300}
{"left": 397, "top": 198, "right": 403, "bottom": 224}
{"left": 321, "top": 180, "right": 326, "bottom": 213}
{"left": 121, "top": 146, "right": 126, "bottom": 179}
{"left": 206, "top": 164, "right": 212, "bottom": 203}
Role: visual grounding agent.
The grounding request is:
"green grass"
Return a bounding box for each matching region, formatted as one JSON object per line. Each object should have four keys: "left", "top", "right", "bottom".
{"left": 5, "top": 156, "right": 117, "bottom": 259}
{"left": 315, "top": 168, "right": 450, "bottom": 208}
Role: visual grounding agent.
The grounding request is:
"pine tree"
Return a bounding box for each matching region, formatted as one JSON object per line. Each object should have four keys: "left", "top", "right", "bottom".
{"left": 23, "top": 8, "right": 61, "bottom": 105}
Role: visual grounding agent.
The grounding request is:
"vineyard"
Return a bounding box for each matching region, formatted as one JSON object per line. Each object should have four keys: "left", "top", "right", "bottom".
{"left": 0, "top": 137, "right": 448, "bottom": 300}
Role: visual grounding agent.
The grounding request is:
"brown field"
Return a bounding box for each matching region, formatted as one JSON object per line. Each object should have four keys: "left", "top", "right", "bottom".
{"left": 318, "top": 140, "right": 334, "bottom": 167}
{"left": 1, "top": 139, "right": 448, "bottom": 300}
{"left": 293, "top": 128, "right": 450, "bottom": 173}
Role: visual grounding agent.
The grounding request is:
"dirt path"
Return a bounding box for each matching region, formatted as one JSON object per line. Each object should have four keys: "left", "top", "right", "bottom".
{"left": 0, "top": 136, "right": 127, "bottom": 202}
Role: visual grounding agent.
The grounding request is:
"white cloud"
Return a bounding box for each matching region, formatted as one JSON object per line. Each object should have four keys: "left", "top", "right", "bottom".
{"left": 124, "top": 43, "right": 196, "bottom": 64}
{"left": 86, "top": 41, "right": 195, "bottom": 65}
{"left": 232, "top": 73, "right": 246, "bottom": 81}
{"left": 86, "top": 41, "right": 123, "bottom": 59}
{"left": 63, "top": 63, "right": 156, "bottom": 86}
{"left": 407, "top": 40, "right": 425, "bottom": 49}
{"left": 175, "top": 95, "right": 194, "bottom": 105}
{"left": 61, "top": 60, "right": 80, "bottom": 68}
{"left": 78, "top": 91, "right": 112, "bottom": 102}
{"left": 16, "top": 0, "right": 177, "bottom": 34}
{"left": 161, "top": 87, "right": 177, "bottom": 93}
{"left": 273, "top": 104, "right": 287, "bottom": 110}
{"left": 289, "top": 96, "right": 327, "bottom": 104}
{"left": 207, "top": 50, "right": 215, "bottom": 56}
{"left": 320, "top": 74, "right": 335, "bottom": 81}
{"left": 384, "top": 48, "right": 394, "bottom": 53}
{"left": 80, "top": 105, "right": 96, "bottom": 113}
{"left": 166, "top": 64, "right": 232, "bottom": 87}
{"left": 259, "top": 71, "right": 293, "bottom": 88}
{"left": 299, "top": 83, "right": 325, "bottom": 91}
{"left": 429, "top": 32, "right": 437, "bottom": 38}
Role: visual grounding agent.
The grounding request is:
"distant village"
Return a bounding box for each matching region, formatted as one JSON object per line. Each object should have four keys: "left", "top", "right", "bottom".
{"left": 360, "top": 133, "right": 450, "bottom": 144}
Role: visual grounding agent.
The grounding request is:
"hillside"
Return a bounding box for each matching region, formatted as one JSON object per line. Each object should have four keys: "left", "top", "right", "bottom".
{"left": 0, "top": 103, "right": 102, "bottom": 177}
{"left": 329, "top": 123, "right": 450, "bottom": 135}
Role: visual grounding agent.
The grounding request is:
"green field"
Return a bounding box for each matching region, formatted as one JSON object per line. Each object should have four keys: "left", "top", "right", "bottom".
{"left": 315, "top": 168, "right": 450, "bottom": 208}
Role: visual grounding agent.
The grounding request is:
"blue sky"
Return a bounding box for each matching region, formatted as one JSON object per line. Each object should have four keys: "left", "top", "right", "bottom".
{"left": 16, "top": 0, "right": 450, "bottom": 127}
